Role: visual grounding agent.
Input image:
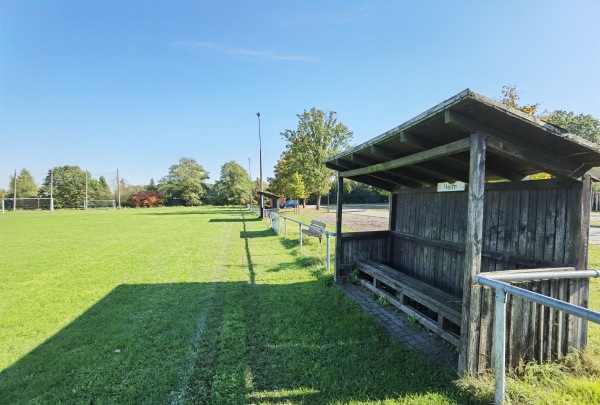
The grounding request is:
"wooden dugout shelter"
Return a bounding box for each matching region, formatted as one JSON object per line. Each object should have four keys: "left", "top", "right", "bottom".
{"left": 324, "top": 89, "right": 600, "bottom": 375}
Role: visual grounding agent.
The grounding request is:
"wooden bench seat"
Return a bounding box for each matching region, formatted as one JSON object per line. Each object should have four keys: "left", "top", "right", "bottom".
{"left": 302, "top": 220, "right": 326, "bottom": 242}
{"left": 355, "top": 259, "right": 462, "bottom": 347}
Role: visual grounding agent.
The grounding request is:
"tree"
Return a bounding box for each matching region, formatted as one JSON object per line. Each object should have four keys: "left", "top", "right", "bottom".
{"left": 119, "top": 179, "right": 144, "bottom": 205}
{"left": 130, "top": 190, "right": 164, "bottom": 208}
{"left": 543, "top": 110, "right": 600, "bottom": 143}
{"left": 40, "top": 165, "right": 88, "bottom": 208}
{"left": 288, "top": 172, "right": 308, "bottom": 206}
{"left": 268, "top": 152, "right": 295, "bottom": 197}
{"left": 497, "top": 85, "right": 540, "bottom": 115}
{"left": 146, "top": 178, "right": 158, "bottom": 191}
{"left": 280, "top": 108, "right": 353, "bottom": 209}
{"left": 213, "top": 161, "right": 250, "bottom": 205}
{"left": 158, "top": 157, "right": 209, "bottom": 206}
{"left": 96, "top": 176, "right": 113, "bottom": 199}
{"left": 7, "top": 168, "right": 38, "bottom": 198}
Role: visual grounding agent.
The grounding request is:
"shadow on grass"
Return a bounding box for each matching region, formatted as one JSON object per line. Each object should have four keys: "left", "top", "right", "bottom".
{"left": 0, "top": 281, "right": 480, "bottom": 404}
{"left": 138, "top": 209, "right": 226, "bottom": 216}
{"left": 210, "top": 217, "right": 261, "bottom": 223}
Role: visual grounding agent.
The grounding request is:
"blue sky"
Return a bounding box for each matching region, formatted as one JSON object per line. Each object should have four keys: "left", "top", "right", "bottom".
{"left": 1, "top": 0, "right": 599, "bottom": 189}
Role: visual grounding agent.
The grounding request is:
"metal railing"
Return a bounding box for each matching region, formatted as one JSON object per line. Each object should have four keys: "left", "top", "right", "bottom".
{"left": 474, "top": 269, "right": 600, "bottom": 404}
{"left": 262, "top": 209, "right": 336, "bottom": 272}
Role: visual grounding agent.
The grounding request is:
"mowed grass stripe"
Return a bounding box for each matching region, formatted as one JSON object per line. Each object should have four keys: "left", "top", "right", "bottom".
{"left": 0, "top": 207, "right": 251, "bottom": 403}
{"left": 0, "top": 207, "right": 511, "bottom": 403}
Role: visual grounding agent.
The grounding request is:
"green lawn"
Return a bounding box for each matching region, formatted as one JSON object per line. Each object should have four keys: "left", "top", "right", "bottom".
{"left": 1, "top": 207, "right": 599, "bottom": 404}
{"left": 0, "top": 207, "right": 477, "bottom": 404}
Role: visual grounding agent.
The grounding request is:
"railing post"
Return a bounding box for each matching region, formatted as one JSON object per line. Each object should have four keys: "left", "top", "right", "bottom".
{"left": 326, "top": 233, "right": 331, "bottom": 272}
{"left": 299, "top": 223, "right": 303, "bottom": 248}
{"left": 494, "top": 289, "right": 507, "bottom": 405}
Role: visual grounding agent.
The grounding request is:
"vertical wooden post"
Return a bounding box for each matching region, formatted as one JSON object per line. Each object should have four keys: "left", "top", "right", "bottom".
{"left": 335, "top": 175, "right": 345, "bottom": 283}
{"left": 578, "top": 174, "right": 592, "bottom": 270}
{"left": 388, "top": 192, "right": 399, "bottom": 263}
{"left": 458, "top": 132, "right": 487, "bottom": 375}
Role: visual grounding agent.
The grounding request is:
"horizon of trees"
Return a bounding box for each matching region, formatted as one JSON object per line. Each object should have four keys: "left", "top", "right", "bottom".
{"left": 3, "top": 89, "right": 599, "bottom": 208}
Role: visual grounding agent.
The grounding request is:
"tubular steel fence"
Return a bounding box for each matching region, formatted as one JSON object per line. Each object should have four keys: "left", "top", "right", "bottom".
{"left": 262, "top": 209, "right": 336, "bottom": 273}
{"left": 474, "top": 269, "right": 600, "bottom": 405}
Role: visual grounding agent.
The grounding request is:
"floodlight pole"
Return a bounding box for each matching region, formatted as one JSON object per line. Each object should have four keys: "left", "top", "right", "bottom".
{"left": 117, "top": 168, "right": 121, "bottom": 209}
{"left": 13, "top": 169, "right": 17, "bottom": 211}
{"left": 257, "top": 112, "right": 263, "bottom": 217}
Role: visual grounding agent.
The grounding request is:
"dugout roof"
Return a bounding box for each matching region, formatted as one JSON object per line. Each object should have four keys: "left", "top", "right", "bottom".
{"left": 325, "top": 89, "right": 600, "bottom": 191}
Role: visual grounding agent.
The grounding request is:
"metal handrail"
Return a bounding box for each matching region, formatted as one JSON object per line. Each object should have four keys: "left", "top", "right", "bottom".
{"left": 474, "top": 270, "right": 600, "bottom": 404}
{"left": 259, "top": 209, "right": 337, "bottom": 272}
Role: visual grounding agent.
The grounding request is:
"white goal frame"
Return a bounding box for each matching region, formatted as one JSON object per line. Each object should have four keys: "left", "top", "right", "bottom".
{"left": 84, "top": 199, "right": 116, "bottom": 210}
{"left": 2, "top": 198, "right": 54, "bottom": 213}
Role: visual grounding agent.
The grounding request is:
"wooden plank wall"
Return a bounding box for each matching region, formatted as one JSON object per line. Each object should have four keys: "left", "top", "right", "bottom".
{"left": 388, "top": 178, "right": 588, "bottom": 371}
{"left": 338, "top": 231, "right": 390, "bottom": 277}
{"left": 390, "top": 179, "right": 582, "bottom": 298}
{"left": 476, "top": 278, "right": 589, "bottom": 370}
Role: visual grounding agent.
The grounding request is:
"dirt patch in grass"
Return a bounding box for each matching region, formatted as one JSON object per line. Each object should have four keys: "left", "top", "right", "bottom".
{"left": 280, "top": 207, "right": 389, "bottom": 232}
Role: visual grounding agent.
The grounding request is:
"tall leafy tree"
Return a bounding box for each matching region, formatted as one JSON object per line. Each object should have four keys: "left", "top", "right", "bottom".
{"left": 40, "top": 165, "right": 88, "bottom": 208}
{"left": 214, "top": 161, "right": 250, "bottom": 205}
{"left": 159, "top": 157, "right": 209, "bottom": 206}
{"left": 268, "top": 152, "right": 294, "bottom": 197}
{"left": 96, "top": 176, "right": 113, "bottom": 199}
{"left": 288, "top": 172, "right": 308, "bottom": 206}
{"left": 543, "top": 110, "right": 600, "bottom": 143}
{"left": 498, "top": 85, "right": 600, "bottom": 143}
{"left": 8, "top": 168, "right": 38, "bottom": 198}
{"left": 280, "top": 108, "right": 353, "bottom": 209}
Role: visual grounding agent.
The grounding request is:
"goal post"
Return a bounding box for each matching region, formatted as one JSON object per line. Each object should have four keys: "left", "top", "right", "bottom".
{"left": 84, "top": 199, "right": 116, "bottom": 210}
{"left": 2, "top": 198, "right": 54, "bottom": 212}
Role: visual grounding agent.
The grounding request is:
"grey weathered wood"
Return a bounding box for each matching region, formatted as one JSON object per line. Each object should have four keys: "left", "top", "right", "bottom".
{"left": 459, "top": 132, "right": 487, "bottom": 376}
{"left": 356, "top": 260, "right": 462, "bottom": 346}
{"left": 445, "top": 109, "right": 590, "bottom": 181}
{"left": 467, "top": 285, "right": 482, "bottom": 374}
{"left": 334, "top": 176, "right": 344, "bottom": 282}
{"left": 340, "top": 138, "right": 471, "bottom": 179}
{"left": 302, "top": 220, "right": 326, "bottom": 242}
{"left": 578, "top": 175, "right": 592, "bottom": 270}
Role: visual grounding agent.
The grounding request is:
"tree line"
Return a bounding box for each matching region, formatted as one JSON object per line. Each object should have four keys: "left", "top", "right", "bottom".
{"left": 3, "top": 87, "right": 598, "bottom": 209}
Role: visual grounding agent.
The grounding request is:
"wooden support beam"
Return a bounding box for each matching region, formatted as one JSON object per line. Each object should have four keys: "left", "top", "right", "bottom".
{"left": 445, "top": 109, "right": 589, "bottom": 181}
{"left": 372, "top": 139, "right": 468, "bottom": 183}
{"left": 334, "top": 175, "right": 344, "bottom": 283}
{"left": 334, "top": 157, "right": 419, "bottom": 189}
{"left": 340, "top": 138, "right": 471, "bottom": 178}
{"left": 352, "top": 153, "right": 439, "bottom": 185}
{"left": 458, "top": 132, "right": 487, "bottom": 376}
{"left": 404, "top": 129, "right": 523, "bottom": 181}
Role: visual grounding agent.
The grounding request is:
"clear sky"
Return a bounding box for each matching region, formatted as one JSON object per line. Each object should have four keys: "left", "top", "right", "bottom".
{"left": 1, "top": 0, "right": 599, "bottom": 189}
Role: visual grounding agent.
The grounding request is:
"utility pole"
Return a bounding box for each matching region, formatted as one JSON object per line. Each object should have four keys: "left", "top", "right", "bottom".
{"left": 257, "top": 112, "right": 263, "bottom": 217}
{"left": 116, "top": 169, "right": 121, "bottom": 209}
{"left": 13, "top": 169, "right": 17, "bottom": 211}
{"left": 248, "top": 158, "right": 252, "bottom": 207}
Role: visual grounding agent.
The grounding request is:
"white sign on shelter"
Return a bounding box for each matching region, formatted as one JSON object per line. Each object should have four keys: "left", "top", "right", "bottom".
{"left": 437, "top": 181, "right": 466, "bottom": 192}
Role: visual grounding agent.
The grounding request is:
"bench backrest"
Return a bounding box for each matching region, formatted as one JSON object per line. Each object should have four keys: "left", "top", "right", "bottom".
{"left": 310, "top": 220, "right": 326, "bottom": 229}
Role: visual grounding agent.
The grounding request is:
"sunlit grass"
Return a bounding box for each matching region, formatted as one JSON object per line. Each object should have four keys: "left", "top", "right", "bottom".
{"left": 0, "top": 207, "right": 479, "bottom": 404}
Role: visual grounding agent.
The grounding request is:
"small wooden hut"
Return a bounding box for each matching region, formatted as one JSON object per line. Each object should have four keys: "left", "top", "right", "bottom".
{"left": 325, "top": 89, "right": 600, "bottom": 375}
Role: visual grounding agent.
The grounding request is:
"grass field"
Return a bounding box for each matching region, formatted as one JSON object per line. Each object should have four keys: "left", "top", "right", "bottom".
{"left": 0, "top": 207, "right": 599, "bottom": 404}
